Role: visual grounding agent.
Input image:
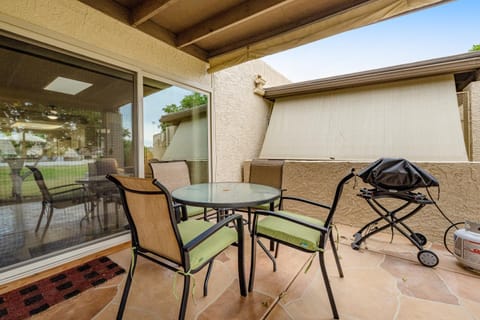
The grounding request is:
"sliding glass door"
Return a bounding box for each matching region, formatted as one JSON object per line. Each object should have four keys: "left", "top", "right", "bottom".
{"left": 0, "top": 35, "right": 134, "bottom": 270}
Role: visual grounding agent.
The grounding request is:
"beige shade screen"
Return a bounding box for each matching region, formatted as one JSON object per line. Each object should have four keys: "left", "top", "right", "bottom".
{"left": 162, "top": 116, "right": 208, "bottom": 161}
{"left": 260, "top": 75, "right": 468, "bottom": 162}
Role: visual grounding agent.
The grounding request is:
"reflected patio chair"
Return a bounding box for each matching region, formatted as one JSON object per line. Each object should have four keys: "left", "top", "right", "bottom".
{"left": 90, "top": 158, "right": 120, "bottom": 176}
{"left": 107, "top": 174, "right": 246, "bottom": 320}
{"left": 245, "top": 159, "right": 285, "bottom": 230}
{"left": 26, "top": 166, "right": 95, "bottom": 234}
{"left": 149, "top": 159, "right": 208, "bottom": 221}
{"left": 249, "top": 171, "right": 354, "bottom": 320}
{"left": 88, "top": 158, "right": 122, "bottom": 227}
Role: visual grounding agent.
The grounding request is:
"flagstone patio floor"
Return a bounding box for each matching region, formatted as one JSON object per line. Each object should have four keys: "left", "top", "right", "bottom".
{"left": 30, "top": 224, "right": 480, "bottom": 320}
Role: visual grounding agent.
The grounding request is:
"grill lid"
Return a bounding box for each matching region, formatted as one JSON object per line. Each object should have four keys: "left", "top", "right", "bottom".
{"left": 357, "top": 158, "right": 439, "bottom": 191}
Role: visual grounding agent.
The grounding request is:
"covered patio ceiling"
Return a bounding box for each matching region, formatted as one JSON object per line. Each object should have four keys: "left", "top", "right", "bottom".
{"left": 78, "top": 0, "right": 449, "bottom": 72}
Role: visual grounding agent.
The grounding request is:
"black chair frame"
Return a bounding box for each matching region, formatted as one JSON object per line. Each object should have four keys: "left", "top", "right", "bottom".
{"left": 107, "top": 175, "right": 247, "bottom": 320}
{"left": 249, "top": 172, "right": 354, "bottom": 320}
{"left": 27, "top": 165, "right": 95, "bottom": 234}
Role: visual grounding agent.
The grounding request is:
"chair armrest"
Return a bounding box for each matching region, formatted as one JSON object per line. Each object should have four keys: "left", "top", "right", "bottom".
{"left": 254, "top": 209, "right": 328, "bottom": 233}
{"left": 49, "top": 184, "right": 82, "bottom": 191}
{"left": 50, "top": 185, "right": 86, "bottom": 196}
{"left": 173, "top": 203, "right": 188, "bottom": 222}
{"left": 280, "top": 195, "right": 331, "bottom": 210}
{"left": 183, "top": 214, "right": 243, "bottom": 252}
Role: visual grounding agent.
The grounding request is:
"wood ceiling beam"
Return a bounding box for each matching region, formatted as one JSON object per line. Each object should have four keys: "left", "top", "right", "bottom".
{"left": 137, "top": 21, "right": 208, "bottom": 61}
{"left": 131, "top": 0, "right": 175, "bottom": 27}
{"left": 176, "top": 0, "right": 293, "bottom": 48}
{"left": 79, "top": 0, "right": 207, "bottom": 61}
{"left": 208, "top": 0, "right": 369, "bottom": 58}
{"left": 79, "top": 0, "right": 130, "bottom": 23}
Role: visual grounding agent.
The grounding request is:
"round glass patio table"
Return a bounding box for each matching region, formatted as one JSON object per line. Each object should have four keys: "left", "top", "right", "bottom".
{"left": 171, "top": 182, "right": 281, "bottom": 210}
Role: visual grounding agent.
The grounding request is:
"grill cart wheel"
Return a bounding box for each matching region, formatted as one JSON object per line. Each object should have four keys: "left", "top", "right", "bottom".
{"left": 411, "top": 232, "right": 427, "bottom": 246}
{"left": 351, "top": 233, "right": 362, "bottom": 250}
{"left": 417, "top": 250, "right": 439, "bottom": 267}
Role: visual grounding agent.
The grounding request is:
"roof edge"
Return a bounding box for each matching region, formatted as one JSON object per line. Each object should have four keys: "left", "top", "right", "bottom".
{"left": 264, "top": 51, "right": 480, "bottom": 99}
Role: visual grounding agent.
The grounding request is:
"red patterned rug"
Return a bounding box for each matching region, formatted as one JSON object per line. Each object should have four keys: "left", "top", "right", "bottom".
{"left": 0, "top": 256, "right": 125, "bottom": 320}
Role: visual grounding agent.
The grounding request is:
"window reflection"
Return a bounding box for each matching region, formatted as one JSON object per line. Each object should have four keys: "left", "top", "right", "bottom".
{"left": 143, "top": 78, "right": 209, "bottom": 183}
{"left": 0, "top": 35, "right": 134, "bottom": 270}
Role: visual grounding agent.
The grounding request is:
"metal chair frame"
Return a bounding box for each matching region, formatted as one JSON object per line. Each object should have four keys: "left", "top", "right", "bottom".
{"left": 107, "top": 174, "right": 247, "bottom": 320}
{"left": 249, "top": 172, "right": 354, "bottom": 319}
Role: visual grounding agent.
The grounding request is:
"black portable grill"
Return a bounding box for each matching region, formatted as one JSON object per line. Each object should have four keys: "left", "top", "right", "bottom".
{"left": 350, "top": 158, "right": 440, "bottom": 267}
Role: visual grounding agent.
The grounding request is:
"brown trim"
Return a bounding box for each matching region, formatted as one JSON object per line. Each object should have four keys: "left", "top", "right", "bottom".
{"left": 0, "top": 242, "right": 130, "bottom": 295}
{"left": 264, "top": 51, "right": 480, "bottom": 100}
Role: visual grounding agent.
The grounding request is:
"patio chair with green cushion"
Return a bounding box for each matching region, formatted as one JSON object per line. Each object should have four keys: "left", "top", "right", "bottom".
{"left": 106, "top": 174, "right": 246, "bottom": 320}
{"left": 249, "top": 171, "right": 354, "bottom": 320}
{"left": 149, "top": 159, "right": 209, "bottom": 221}
{"left": 245, "top": 159, "right": 285, "bottom": 230}
{"left": 26, "top": 165, "right": 95, "bottom": 234}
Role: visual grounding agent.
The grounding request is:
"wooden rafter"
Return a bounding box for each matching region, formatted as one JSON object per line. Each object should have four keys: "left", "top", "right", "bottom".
{"left": 131, "top": 0, "right": 175, "bottom": 27}
{"left": 208, "top": 0, "right": 368, "bottom": 58}
{"left": 176, "top": 0, "right": 293, "bottom": 48}
{"left": 79, "top": 0, "right": 207, "bottom": 61}
{"left": 79, "top": 0, "right": 130, "bottom": 24}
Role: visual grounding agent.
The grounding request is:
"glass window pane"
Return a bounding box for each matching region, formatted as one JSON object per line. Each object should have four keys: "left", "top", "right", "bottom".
{"left": 143, "top": 78, "right": 209, "bottom": 183}
{"left": 0, "top": 35, "right": 134, "bottom": 270}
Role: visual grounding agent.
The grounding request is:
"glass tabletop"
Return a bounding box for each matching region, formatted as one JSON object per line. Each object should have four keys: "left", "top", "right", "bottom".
{"left": 171, "top": 182, "right": 281, "bottom": 209}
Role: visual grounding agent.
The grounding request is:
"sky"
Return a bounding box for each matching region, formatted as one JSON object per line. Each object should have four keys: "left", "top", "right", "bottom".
{"left": 261, "top": 0, "right": 480, "bottom": 82}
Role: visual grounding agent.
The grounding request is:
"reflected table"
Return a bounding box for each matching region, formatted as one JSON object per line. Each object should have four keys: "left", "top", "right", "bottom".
{"left": 171, "top": 182, "right": 281, "bottom": 221}
{"left": 76, "top": 175, "right": 120, "bottom": 229}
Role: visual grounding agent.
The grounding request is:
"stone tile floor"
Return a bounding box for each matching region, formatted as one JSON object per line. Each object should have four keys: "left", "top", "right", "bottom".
{"left": 30, "top": 224, "right": 480, "bottom": 320}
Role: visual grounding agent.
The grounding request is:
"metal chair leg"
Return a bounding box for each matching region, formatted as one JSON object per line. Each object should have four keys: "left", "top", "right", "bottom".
{"left": 258, "top": 239, "right": 276, "bottom": 272}
{"left": 117, "top": 252, "right": 137, "bottom": 320}
{"left": 319, "top": 252, "right": 340, "bottom": 319}
{"left": 274, "top": 241, "right": 280, "bottom": 258}
{"left": 329, "top": 231, "right": 344, "bottom": 278}
{"left": 236, "top": 217, "right": 247, "bottom": 296}
{"left": 35, "top": 203, "right": 47, "bottom": 232}
{"left": 179, "top": 275, "right": 190, "bottom": 320}
{"left": 203, "top": 261, "right": 214, "bottom": 296}
{"left": 248, "top": 233, "right": 257, "bottom": 292}
{"left": 43, "top": 207, "right": 54, "bottom": 232}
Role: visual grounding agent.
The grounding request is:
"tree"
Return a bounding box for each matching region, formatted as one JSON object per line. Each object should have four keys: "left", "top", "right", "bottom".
{"left": 159, "top": 92, "right": 208, "bottom": 131}
{"left": 161, "top": 92, "right": 207, "bottom": 114}
{"left": 469, "top": 44, "right": 480, "bottom": 52}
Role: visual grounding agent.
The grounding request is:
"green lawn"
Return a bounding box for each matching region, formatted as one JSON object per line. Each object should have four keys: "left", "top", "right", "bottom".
{"left": 0, "top": 164, "right": 88, "bottom": 200}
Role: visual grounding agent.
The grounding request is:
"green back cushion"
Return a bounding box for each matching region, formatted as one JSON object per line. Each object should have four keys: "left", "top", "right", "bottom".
{"left": 254, "top": 198, "right": 281, "bottom": 210}
{"left": 178, "top": 220, "right": 237, "bottom": 270}
{"left": 257, "top": 211, "right": 324, "bottom": 251}
{"left": 186, "top": 205, "right": 205, "bottom": 217}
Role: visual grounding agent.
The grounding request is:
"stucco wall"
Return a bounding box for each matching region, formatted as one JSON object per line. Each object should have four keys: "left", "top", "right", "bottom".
{"left": 212, "top": 60, "right": 289, "bottom": 181}
{"left": 468, "top": 81, "right": 480, "bottom": 161}
{"left": 0, "top": 0, "right": 210, "bottom": 89}
{"left": 244, "top": 160, "right": 480, "bottom": 244}
{"left": 0, "top": 2, "right": 293, "bottom": 182}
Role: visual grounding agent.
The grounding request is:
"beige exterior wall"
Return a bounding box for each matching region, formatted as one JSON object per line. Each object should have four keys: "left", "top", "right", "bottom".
{"left": 244, "top": 160, "right": 480, "bottom": 244}
{"left": 0, "top": 2, "right": 292, "bottom": 182}
{"left": 212, "top": 60, "right": 289, "bottom": 182}
{"left": 468, "top": 81, "right": 480, "bottom": 161}
{"left": 0, "top": 0, "right": 210, "bottom": 89}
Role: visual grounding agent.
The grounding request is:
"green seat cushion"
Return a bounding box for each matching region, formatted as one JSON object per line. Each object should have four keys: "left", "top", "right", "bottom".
{"left": 256, "top": 211, "right": 324, "bottom": 251}
{"left": 178, "top": 220, "right": 237, "bottom": 270}
{"left": 186, "top": 205, "right": 205, "bottom": 217}
{"left": 254, "top": 198, "right": 280, "bottom": 210}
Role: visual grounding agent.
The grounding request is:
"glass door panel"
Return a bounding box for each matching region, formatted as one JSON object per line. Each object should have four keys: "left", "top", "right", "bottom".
{"left": 0, "top": 35, "right": 134, "bottom": 270}
{"left": 143, "top": 78, "right": 209, "bottom": 183}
